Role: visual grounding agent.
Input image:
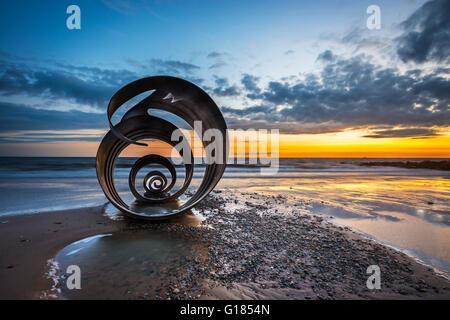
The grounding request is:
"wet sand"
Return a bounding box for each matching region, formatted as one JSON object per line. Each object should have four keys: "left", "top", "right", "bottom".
{"left": 0, "top": 205, "right": 120, "bottom": 299}
{"left": 0, "top": 190, "right": 449, "bottom": 300}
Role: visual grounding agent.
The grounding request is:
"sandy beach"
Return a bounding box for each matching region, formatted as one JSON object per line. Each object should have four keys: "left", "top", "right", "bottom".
{"left": 0, "top": 205, "right": 119, "bottom": 299}
{"left": 1, "top": 189, "right": 449, "bottom": 300}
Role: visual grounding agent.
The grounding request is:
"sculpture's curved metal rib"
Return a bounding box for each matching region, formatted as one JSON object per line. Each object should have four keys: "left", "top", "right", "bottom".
{"left": 96, "top": 76, "right": 228, "bottom": 220}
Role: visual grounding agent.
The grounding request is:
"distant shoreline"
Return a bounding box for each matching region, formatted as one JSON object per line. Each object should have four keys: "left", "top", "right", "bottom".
{"left": 359, "top": 160, "right": 450, "bottom": 171}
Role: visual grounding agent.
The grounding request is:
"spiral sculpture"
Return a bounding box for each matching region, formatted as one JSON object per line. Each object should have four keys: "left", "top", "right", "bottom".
{"left": 96, "top": 76, "right": 227, "bottom": 220}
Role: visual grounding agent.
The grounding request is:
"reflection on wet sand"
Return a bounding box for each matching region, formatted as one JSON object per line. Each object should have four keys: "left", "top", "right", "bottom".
{"left": 216, "top": 171, "right": 450, "bottom": 277}
{"left": 334, "top": 211, "right": 450, "bottom": 278}
{"left": 104, "top": 199, "right": 205, "bottom": 226}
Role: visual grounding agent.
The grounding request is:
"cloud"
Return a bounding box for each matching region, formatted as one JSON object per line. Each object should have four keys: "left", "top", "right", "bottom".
{"left": 207, "top": 51, "right": 223, "bottom": 59}
{"left": 241, "top": 74, "right": 260, "bottom": 95}
{"left": 212, "top": 86, "right": 240, "bottom": 97}
{"left": 207, "top": 51, "right": 229, "bottom": 70}
{"left": 4, "top": 46, "right": 446, "bottom": 138}
{"left": 221, "top": 105, "right": 275, "bottom": 117}
{"left": 243, "top": 52, "right": 450, "bottom": 131}
{"left": 209, "top": 62, "right": 227, "bottom": 69}
{"left": 0, "top": 59, "right": 136, "bottom": 110}
{"left": 0, "top": 102, "right": 106, "bottom": 133}
{"left": 363, "top": 128, "right": 441, "bottom": 139}
{"left": 210, "top": 77, "right": 240, "bottom": 97}
{"left": 223, "top": 118, "right": 346, "bottom": 134}
{"left": 150, "top": 59, "right": 201, "bottom": 74}
{"left": 2, "top": 0, "right": 449, "bottom": 141}
{"left": 316, "top": 50, "right": 336, "bottom": 63}
{"left": 397, "top": 0, "right": 450, "bottom": 63}
{"left": 0, "top": 131, "right": 103, "bottom": 143}
{"left": 341, "top": 27, "right": 391, "bottom": 52}
{"left": 0, "top": 56, "right": 204, "bottom": 113}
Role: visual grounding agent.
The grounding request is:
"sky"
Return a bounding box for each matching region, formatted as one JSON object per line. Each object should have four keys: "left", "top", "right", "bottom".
{"left": 0, "top": 0, "right": 449, "bottom": 157}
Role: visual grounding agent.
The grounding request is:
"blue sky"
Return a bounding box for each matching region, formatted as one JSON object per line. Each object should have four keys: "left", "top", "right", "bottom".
{"left": 0, "top": 1, "right": 424, "bottom": 75}
{"left": 0, "top": 0, "right": 449, "bottom": 156}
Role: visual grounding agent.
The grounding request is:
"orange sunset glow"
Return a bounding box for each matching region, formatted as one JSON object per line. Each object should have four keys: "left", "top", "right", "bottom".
{"left": 2, "top": 128, "right": 449, "bottom": 158}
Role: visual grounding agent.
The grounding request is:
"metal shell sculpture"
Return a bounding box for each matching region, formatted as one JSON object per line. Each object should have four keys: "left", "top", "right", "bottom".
{"left": 96, "top": 76, "right": 227, "bottom": 220}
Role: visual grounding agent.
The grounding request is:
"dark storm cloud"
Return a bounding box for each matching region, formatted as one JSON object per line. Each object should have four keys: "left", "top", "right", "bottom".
{"left": 212, "top": 86, "right": 240, "bottom": 97}
{"left": 243, "top": 52, "right": 450, "bottom": 131}
{"left": 241, "top": 74, "right": 261, "bottom": 95}
{"left": 3, "top": 48, "right": 447, "bottom": 137}
{"left": 0, "top": 102, "right": 106, "bottom": 132}
{"left": 0, "top": 57, "right": 204, "bottom": 111}
{"left": 214, "top": 77, "right": 228, "bottom": 87}
{"left": 0, "top": 59, "right": 134, "bottom": 109}
{"left": 363, "top": 128, "right": 440, "bottom": 139}
{"left": 224, "top": 117, "right": 345, "bottom": 134}
{"left": 397, "top": 0, "right": 450, "bottom": 63}
{"left": 209, "top": 77, "right": 240, "bottom": 97}
{"left": 221, "top": 105, "right": 275, "bottom": 116}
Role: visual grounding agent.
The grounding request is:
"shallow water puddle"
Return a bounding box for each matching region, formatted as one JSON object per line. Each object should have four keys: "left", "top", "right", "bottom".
{"left": 53, "top": 230, "right": 207, "bottom": 299}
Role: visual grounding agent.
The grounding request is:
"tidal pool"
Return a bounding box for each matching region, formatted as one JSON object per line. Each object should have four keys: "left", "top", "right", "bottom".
{"left": 53, "top": 229, "right": 208, "bottom": 299}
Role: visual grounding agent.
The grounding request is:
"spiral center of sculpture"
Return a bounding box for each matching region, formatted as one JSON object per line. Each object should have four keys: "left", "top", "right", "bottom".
{"left": 143, "top": 171, "right": 167, "bottom": 194}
